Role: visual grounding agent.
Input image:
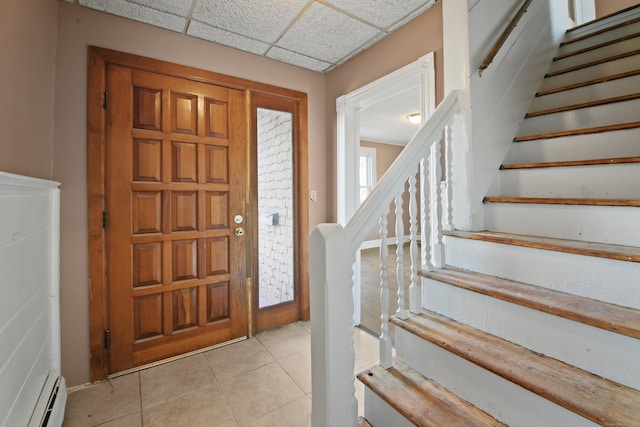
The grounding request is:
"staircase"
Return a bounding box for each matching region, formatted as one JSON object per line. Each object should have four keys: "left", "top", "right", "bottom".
{"left": 357, "top": 8, "right": 640, "bottom": 427}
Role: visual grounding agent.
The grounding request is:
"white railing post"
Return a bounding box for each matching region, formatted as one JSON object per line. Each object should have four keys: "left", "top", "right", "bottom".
{"left": 408, "top": 174, "right": 420, "bottom": 314}
{"left": 310, "top": 224, "right": 358, "bottom": 427}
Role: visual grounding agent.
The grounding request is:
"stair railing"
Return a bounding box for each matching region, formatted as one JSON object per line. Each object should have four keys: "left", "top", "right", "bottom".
{"left": 478, "top": 0, "right": 534, "bottom": 76}
{"left": 310, "top": 90, "right": 461, "bottom": 427}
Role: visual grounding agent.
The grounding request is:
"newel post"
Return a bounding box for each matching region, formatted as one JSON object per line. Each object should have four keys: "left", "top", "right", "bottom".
{"left": 310, "top": 224, "right": 358, "bottom": 427}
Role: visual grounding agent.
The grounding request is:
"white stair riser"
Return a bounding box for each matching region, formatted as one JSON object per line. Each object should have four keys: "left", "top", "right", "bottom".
{"left": 565, "top": 9, "right": 640, "bottom": 40}
{"left": 504, "top": 128, "right": 640, "bottom": 163}
{"left": 550, "top": 37, "right": 640, "bottom": 73}
{"left": 539, "top": 54, "right": 640, "bottom": 91}
{"left": 531, "top": 74, "right": 640, "bottom": 114}
{"left": 395, "top": 329, "right": 599, "bottom": 427}
{"left": 490, "top": 163, "right": 640, "bottom": 198}
{"left": 518, "top": 98, "right": 640, "bottom": 136}
{"left": 559, "top": 19, "right": 640, "bottom": 56}
{"left": 422, "top": 278, "right": 640, "bottom": 389}
{"left": 483, "top": 203, "right": 640, "bottom": 246}
{"left": 444, "top": 236, "right": 640, "bottom": 309}
{"left": 363, "top": 388, "right": 414, "bottom": 427}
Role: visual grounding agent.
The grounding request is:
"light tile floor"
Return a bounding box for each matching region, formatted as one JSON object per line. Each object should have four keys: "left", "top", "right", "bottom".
{"left": 63, "top": 322, "right": 379, "bottom": 426}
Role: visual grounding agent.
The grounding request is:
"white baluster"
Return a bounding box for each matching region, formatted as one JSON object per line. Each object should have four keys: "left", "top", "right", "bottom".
{"left": 420, "top": 157, "right": 433, "bottom": 273}
{"left": 395, "top": 192, "right": 408, "bottom": 320}
{"left": 431, "top": 140, "right": 445, "bottom": 269}
{"left": 379, "top": 214, "right": 392, "bottom": 369}
{"left": 408, "top": 174, "right": 420, "bottom": 314}
{"left": 443, "top": 123, "right": 454, "bottom": 232}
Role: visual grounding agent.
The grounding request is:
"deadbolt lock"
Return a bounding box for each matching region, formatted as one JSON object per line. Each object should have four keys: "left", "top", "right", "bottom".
{"left": 233, "top": 214, "right": 244, "bottom": 224}
{"left": 234, "top": 227, "right": 245, "bottom": 237}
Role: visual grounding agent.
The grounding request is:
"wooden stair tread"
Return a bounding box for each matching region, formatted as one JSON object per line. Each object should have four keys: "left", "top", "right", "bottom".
{"left": 357, "top": 360, "right": 506, "bottom": 427}
{"left": 525, "top": 93, "right": 640, "bottom": 117}
{"left": 391, "top": 311, "right": 640, "bottom": 426}
{"left": 546, "top": 48, "right": 640, "bottom": 78}
{"left": 564, "top": 14, "right": 640, "bottom": 44}
{"left": 483, "top": 196, "right": 640, "bottom": 207}
{"left": 536, "top": 69, "right": 640, "bottom": 96}
{"left": 358, "top": 416, "right": 373, "bottom": 427}
{"left": 419, "top": 267, "right": 640, "bottom": 339}
{"left": 501, "top": 156, "right": 640, "bottom": 169}
{"left": 555, "top": 31, "right": 640, "bottom": 61}
{"left": 514, "top": 121, "right": 640, "bottom": 142}
{"left": 444, "top": 230, "right": 640, "bottom": 263}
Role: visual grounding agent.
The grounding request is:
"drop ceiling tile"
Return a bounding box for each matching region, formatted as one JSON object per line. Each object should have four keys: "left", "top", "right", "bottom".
{"left": 187, "top": 21, "right": 270, "bottom": 56}
{"left": 192, "top": 0, "right": 310, "bottom": 44}
{"left": 277, "top": 2, "right": 381, "bottom": 64}
{"left": 79, "top": 0, "right": 186, "bottom": 32}
{"left": 128, "top": 0, "right": 193, "bottom": 16}
{"left": 325, "top": 0, "right": 431, "bottom": 29}
{"left": 266, "top": 47, "right": 332, "bottom": 73}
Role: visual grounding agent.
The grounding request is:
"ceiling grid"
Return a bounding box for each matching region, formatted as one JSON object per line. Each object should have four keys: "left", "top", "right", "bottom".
{"left": 63, "top": 0, "right": 439, "bottom": 72}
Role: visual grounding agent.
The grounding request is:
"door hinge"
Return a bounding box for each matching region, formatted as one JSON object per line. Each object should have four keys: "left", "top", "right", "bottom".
{"left": 102, "top": 210, "right": 109, "bottom": 228}
{"left": 104, "top": 329, "right": 111, "bottom": 349}
{"left": 102, "top": 91, "right": 108, "bottom": 110}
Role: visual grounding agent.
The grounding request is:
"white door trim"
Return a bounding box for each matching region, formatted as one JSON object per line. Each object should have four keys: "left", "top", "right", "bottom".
{"left": 336, "top": 52, "right": 435, "bottom": 325}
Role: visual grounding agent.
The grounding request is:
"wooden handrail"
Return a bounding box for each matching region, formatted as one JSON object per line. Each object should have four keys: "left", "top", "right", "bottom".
{"left": 478, "top": 0, "right": 534, "bottom": 76}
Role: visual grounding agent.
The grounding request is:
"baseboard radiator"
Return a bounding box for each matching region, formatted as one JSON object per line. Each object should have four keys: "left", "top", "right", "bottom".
{"left": 0, "top": 172, "right": 66, "bottom": 427}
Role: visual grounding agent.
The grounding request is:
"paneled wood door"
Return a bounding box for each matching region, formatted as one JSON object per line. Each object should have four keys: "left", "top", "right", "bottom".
{"left": 105, "top": 65, "right": 247, "bottom": 373}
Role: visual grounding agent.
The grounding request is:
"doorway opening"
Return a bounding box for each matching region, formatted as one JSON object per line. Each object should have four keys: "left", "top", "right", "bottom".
{"left": 336, "top": 52, "right": 435, "bottom": 326}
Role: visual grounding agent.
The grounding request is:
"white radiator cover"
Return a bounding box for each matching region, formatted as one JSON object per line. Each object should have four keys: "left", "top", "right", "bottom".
{"left": 0, "top": 172, "right": 66, "bottom": 427}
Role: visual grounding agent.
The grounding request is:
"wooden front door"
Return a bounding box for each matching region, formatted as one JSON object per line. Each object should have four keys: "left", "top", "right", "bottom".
{"left": 105, "top": 65, "right": 247, "bottom": 373}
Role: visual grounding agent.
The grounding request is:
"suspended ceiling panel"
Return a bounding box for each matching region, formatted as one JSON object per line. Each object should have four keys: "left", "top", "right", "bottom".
{"left": 64, "top": 0, "right": 439, "bottom": 72}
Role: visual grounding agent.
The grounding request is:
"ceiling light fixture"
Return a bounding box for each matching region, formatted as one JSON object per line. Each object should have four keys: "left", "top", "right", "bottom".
{"left": 406, "top": 112, "right": 421, "bottom": 124}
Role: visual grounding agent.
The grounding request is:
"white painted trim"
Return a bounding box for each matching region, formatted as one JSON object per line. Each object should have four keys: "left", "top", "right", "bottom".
{"left": 337, "top": 52, "right": 436, "bottom": 225}
{"left": 572, "top": 0, "right": 596, "bottom": 26}
{"left": 0, "top": 171, "right": 64, "bottom": 427}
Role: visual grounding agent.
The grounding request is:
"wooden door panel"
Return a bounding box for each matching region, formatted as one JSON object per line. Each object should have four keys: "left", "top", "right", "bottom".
{"left": 106, "top": 65, "right": 247, "bottom": 373}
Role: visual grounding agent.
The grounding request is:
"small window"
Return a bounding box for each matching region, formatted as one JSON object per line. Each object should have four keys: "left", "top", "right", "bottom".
{"left": 359, "top": 147, "right": 377, "bottom": 203}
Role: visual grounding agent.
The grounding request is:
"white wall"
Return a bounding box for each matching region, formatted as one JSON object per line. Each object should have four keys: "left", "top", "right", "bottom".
{"left": 445, "top": 0, "right": 571, "bottom": 229}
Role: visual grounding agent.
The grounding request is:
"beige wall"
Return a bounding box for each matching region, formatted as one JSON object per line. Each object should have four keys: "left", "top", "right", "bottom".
{"left": 361, "top": 141, "right": 404, "bottom": 184}
{"left": 325, "top": 2, "right": 444, "bottom": 222}
{"left": 360, "top": 141, "right": 405, "bottom": 240}
{"left": 54, "top": 3, "right": 326, "bottom": 386}
{"left": 0, "top": 0, "right": 58, "bottom": 179}
{"left": 595, "top": 0, "right": 639, "bottom": 17}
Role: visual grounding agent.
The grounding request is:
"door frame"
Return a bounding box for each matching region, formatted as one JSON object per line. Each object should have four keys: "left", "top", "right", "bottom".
{"left": 335, "top": 52, "right": 435, "bottom": 324}
{"left": 87, "top": 46, "right": 309, "bottom": 381}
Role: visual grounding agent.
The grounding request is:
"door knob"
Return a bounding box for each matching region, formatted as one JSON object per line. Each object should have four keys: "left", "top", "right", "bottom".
{"left": 234, "top": 227, "right": 245, "bottom": 237}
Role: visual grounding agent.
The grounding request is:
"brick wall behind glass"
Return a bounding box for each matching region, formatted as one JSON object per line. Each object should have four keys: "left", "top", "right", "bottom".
{"left": 257, "top": 109, "right": 294, "bottom": 307}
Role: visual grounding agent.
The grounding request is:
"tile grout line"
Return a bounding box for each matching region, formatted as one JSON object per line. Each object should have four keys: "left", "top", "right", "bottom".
{"left": 203, "top": 347, "right": 240, "bottom": 426}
